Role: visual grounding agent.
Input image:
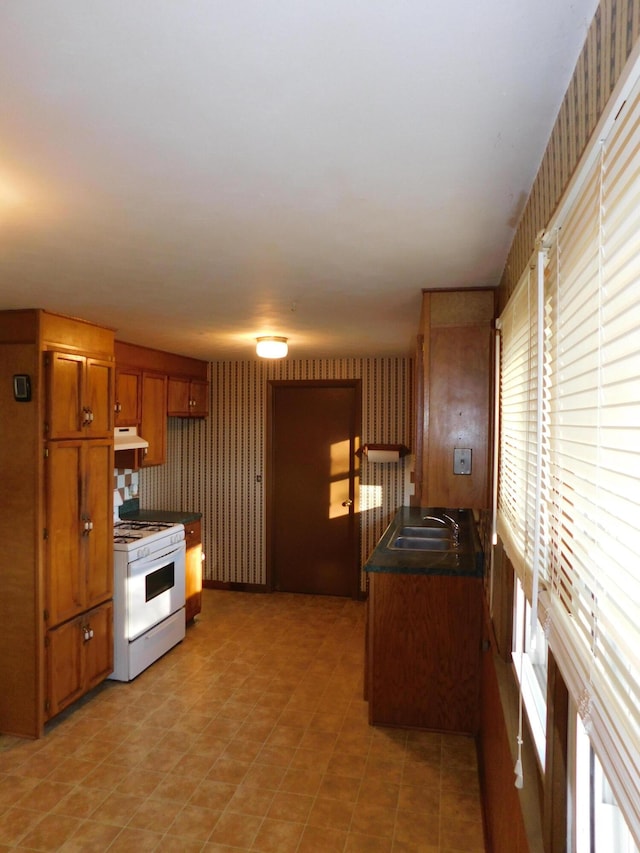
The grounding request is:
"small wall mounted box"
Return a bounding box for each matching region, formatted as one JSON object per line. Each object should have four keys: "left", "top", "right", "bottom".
{"left": 453, "top": 448, "right": 472, "bottom": 475}
{"left": 13, "top": 374, "right": 31, "bottom": 402}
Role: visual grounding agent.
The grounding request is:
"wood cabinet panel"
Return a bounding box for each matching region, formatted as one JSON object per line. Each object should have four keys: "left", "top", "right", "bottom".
{"left": 114, "top": 368, "right": 141, "bottom": 426}
{"left": 0, "top": 309, "right": 114, "bottom": 737}
{"left": 85, "top": 358, "right": 115, "bottom": 435}
{"left": 46, "top": 617, "right": 84, "bottom": 717}
{"left": 416, "top": 290, "right": 494, "bottom": 510}
{"left": 46, "top": 601, "right": 113, "bottom": 719}
{"left": 188, "top": 379, "right": 209, "bottom": 417}
{"left": 45, "top": 352, "right": 114, "bottom": 439}
{"left": 167, "top": 377, "right": 190, "bottom": 415}
{"left": 427, "top": 325, "right": 491, "bottom": 508}
{"left": 45, "top": 441, "right": 84, "bottom": 625}
{"left": 84, "top": 440, "right": 114, "bottom": 609}
{"left": 141, "top": 372, "right": 167, "bottom": 466}
{"left": 185, "top": 519, "right": 203, "bottom": 622}
{"left": 45, "top": 439, "right": 113, "bottom": 626}
{"left": 368, "top": 572, "right": 482, "bottom": 734}
{"left": 168, "top": 377, "right": 209, "bottom": 417}
{"left": 84, "top": 601, "right": 114, "bottom": 690}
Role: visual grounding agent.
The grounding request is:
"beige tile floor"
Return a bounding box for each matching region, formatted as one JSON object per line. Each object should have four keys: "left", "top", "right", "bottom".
{"left": 0, "top": 590, "right": 485, "bottom": 852}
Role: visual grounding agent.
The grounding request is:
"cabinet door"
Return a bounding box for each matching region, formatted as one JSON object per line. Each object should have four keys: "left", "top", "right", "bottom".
{"left": 167, "top": 376, "right": 191, "bottom": 416}
{"left": 46, "top": 602, "right": 114, "bottom": 719}
{"left": 85, "top": 358, "right": 114, "bottom": 437}
{"left": 46, "top": 617, "right": 84, "bottom": 718}
{"left": 185, "top": 519, "right": 203, "bottom": 623}
{"left": 84, "top": 440, "right": 114, "bottom": 609}
{"left": 45, "top": 441, "right": 83, "bottom": 625}
{"left": 46, "top": 352, "right": 113, "bottom": 439}
{"left": 46, "top": 352, "right": 85, "bottom": 438}
{"left": 115, "top": 368, "right": 141, "bottom": 426}
{"left": 141, "top": 372, "right": 167, "bottom": 466}
{"left": 189, "top": 379, "right": 209, "bottom": 417}
{"left": 84, "top": 601, "right": 114, "bottom": 690}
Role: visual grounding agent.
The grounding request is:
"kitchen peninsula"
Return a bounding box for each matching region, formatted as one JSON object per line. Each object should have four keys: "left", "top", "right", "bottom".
{"left": 365, "top": 507, "right": 483, "bottom": 735}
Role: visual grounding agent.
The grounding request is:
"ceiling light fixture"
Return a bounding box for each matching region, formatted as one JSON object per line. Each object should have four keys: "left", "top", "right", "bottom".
{"left": 256, "top": 336, "right": 288, "bottom": 359}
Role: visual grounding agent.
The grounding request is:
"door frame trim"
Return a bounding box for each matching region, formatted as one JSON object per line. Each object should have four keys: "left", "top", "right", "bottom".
{"left": 266, "top": 379, "right": 362, "bottom": 597}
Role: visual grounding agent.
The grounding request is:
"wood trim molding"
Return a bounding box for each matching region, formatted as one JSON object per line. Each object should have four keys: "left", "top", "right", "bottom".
{"left": 543, "top": 651, "right": 569, "bottom": 852}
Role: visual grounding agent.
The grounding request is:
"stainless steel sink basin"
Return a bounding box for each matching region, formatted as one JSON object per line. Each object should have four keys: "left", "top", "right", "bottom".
{"left": 397, "top": 526, "right": 451, "bottom": 539}
{"left": 389, "top": 536, "right": 453, "bottom": 551}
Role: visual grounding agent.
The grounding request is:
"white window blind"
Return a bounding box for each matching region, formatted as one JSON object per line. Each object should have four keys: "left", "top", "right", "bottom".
{"left": 496, "top": 264, "right": 539, "bottom": 600}
{"left": 540, "top": 74, "right": 640, "bottom": 845}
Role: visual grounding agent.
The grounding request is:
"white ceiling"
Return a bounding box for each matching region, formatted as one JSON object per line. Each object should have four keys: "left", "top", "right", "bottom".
{"left": 0, "top": 1, "right": 599, "bottom": 360}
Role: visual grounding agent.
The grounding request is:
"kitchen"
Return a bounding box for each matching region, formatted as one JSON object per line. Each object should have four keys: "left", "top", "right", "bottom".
{"left": 1, "top": 1, "right": 639, "bottom": 851}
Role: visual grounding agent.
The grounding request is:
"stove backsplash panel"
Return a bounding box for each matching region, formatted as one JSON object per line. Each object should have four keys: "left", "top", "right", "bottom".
{"left": 114, "top": 468, "right": 139, "bottom": 507}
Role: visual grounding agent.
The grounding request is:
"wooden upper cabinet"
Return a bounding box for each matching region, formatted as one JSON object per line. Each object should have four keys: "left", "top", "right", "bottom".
{"left": 114, "top": 368, "right": 141, "bottom": 426}
{"left": 167, "top": 376, "right": 209, "bottom": 417}
{"left": 141, "top": 372, "right": 167, "bottom": 466}
{"left": 45, "top": 351, "right": 114, "bottom": 439}
{"left": 416, "top": 290, "right": 495, "bottom": 510}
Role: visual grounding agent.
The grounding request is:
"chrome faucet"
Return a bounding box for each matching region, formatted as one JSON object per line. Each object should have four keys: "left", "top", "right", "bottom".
{"left": 442, "top": 513, "right": 460, "bottom": 545}
{"left": 422, "top": 512, "right": 460, "bottom": 545}
{"left": 422, "top": 515, "right": 448, "bottom": 526}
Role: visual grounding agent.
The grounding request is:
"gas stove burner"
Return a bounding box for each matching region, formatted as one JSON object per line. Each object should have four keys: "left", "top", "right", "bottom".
{"left": 115, "top": 520, "right": 174, "bottom": 532}
{"left": 113, "top": 518, "right": 185, "bottom": 553}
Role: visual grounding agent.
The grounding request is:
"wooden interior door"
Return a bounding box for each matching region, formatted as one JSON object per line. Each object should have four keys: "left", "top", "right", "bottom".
{"left": 269, "top": 381, "right": 360, "bottom": 597}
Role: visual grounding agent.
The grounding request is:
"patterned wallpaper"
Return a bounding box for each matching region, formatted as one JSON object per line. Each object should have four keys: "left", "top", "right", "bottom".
{"left": 499, "top": 0, "right": 640, "bottom": 308}
{"left": 139, "top": 357, "right": 413, "bottom": 590}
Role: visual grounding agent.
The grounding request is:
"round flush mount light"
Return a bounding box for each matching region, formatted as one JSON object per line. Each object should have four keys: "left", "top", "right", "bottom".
{"left": 256, "top": 336, "right": 288, "bottom": 359}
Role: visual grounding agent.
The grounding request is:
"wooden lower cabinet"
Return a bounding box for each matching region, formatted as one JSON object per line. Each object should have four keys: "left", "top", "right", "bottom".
{"left": 185, "top": 520, "right": 203, "bottom": 623}
{"left": 46, "top": 601, "right": 113, "bottom": 719}
{"left": 366, "top": 571, "right": 482, "bottom": 734}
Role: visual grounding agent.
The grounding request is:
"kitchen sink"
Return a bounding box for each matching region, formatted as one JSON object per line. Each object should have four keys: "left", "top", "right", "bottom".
{"left": 389, "top": 535, "right": 454, "bottom": 551}
{"left": 396, "top": 525, "right": 451, "bottom": 539}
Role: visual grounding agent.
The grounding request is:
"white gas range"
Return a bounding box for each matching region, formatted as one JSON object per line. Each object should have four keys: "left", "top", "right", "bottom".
{"left": 110, "top": 519, "right": 186, "bottom": 682}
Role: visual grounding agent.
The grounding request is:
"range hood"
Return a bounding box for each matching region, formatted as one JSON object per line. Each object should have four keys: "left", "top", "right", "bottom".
{"left": 114, "top": 426, "right": 149, "bottom": 451}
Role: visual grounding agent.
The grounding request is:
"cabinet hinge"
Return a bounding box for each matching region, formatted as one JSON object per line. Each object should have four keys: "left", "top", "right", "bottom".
{"left": 44, "top": 446, "right": 49, "bottom": 457}
{"left": 43, "top": 528, "right": 48, "bottom": 540}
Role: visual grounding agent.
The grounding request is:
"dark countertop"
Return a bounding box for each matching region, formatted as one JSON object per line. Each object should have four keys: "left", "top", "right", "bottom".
{"left": 119, "top": 499, "right": 201, "bottom": 526}
{"left": 364, "top": 506, "right": 483, "bottom": 578}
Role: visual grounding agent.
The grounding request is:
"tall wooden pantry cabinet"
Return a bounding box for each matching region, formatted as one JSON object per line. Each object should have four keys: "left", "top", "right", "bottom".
{"left": 0, "top": 310, "right": 115, "bottom": 738}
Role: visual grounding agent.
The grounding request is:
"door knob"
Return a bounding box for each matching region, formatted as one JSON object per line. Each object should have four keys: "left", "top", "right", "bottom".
{"left": 341, "top": 499, "right": 353, "bottom": 507}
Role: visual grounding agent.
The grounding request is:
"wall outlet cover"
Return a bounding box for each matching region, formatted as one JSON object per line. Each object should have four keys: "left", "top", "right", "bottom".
{"left": 453, "top": 448, "right": 472, "bottom": 475}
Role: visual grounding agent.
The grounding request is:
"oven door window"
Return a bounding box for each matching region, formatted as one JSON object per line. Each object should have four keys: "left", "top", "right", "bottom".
{"left": 146, "top": 562, "right": 175, "bottom": 602}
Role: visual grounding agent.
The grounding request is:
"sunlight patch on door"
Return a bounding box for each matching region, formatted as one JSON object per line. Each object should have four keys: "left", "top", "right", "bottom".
{"left": 330, "top": 439, "right": 350, "bottom": 476}
{"left": 329, "top": 479, "right": 350, "bottom": 518}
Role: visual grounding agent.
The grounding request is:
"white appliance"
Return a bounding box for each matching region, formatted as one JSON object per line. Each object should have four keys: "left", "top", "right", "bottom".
{"left": 110, "top": 520, "right": 186, "bottom": 681}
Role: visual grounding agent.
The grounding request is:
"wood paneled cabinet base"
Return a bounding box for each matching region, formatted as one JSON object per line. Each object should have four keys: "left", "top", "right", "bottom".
{"left": 185, "top": 520, "right": 203, "bottom": 623}
{"left": 366, "top": 571, "right": 482, "bottom": 734}
{"left": 46, "top": 601, "right": 114, "bottom": 719}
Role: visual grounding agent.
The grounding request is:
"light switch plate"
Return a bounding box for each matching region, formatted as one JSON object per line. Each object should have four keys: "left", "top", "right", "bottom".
{"left": 453, "top": 448, "right": 472, "bottom": 475}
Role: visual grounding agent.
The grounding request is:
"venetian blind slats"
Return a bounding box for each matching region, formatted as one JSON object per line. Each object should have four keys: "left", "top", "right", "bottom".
{"left": 541, "top": 73, "right": 640, "bottom": 845}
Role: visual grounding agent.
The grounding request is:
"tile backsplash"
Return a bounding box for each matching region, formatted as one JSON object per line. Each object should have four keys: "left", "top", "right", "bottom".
{"left": 113, "top": 468, "right": 139, "bottom": 504}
